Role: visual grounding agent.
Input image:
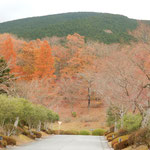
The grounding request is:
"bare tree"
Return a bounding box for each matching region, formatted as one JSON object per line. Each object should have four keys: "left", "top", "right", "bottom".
{"left": 13, "top": 78, "right": 56, "bottom": 106}
{"left": 57, "top": 77, "right": 81, "bottom": 113}
{"left": 97, "top": 51, "right": 145, "bottom": 129}
{"left": 79, "top": 64, "right": 101, "bottom": 110}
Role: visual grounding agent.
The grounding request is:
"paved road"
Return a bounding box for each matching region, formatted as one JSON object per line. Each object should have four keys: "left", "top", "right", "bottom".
{"left": 10, "top": 135, "right": 113, "bottom": 150}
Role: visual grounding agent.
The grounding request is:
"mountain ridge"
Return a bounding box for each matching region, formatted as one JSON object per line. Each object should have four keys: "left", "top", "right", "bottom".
{"left": 0, "top": 12, "right": 139, "bottom": 44}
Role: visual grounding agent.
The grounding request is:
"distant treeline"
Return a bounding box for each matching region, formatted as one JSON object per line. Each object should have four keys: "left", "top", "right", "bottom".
{"left": 0, "top": 12, "right": 138, "bottom": 44}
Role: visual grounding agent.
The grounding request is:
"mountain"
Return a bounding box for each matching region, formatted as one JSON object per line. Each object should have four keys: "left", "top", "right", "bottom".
{"left": 0, "top": 12, "right": 138, "bottom": 44}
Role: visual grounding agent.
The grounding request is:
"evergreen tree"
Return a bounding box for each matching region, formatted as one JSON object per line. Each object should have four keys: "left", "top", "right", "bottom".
{"left": 0, "top": 57, "right": 13, "bottom": 94}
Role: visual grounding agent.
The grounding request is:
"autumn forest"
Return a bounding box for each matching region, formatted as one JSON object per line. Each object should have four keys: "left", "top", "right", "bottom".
{"left": 1, "top": 12, "right": 150, "bottom": 149}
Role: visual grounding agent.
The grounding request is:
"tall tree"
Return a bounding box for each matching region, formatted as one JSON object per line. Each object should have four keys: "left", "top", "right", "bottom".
{"left": 34, "top": 40, "right": 55, "bottom": 79}
{"left": 18, "top": 41, "right": 36, "bottom": 80}
{"left": 57, "top": 77, "right": 81, "bottom": 113}
{"left": 0, "top": 57, "right": 13, "bottom": 94}
{"left": 1, "top": 35, "right": 17, "bottom": 74}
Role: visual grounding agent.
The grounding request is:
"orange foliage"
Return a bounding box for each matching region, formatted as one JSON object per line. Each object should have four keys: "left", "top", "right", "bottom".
{"left": 0, "top": 34, "right": 55, "bottom": 80}
{"left": 18, "top": 40, "right": 55, "bottom": 80}
{"left": 1, "top": 35, "right": 16, "bottom": 61}
{"left": 0, "top": 35, "right": 19, "bottom": 74}
{"left": 34, "top": 40, "right": 55, "bottom": 79}
{"left": 18, "top": 41, "right": 36, "bottom": 80}
{"left": 60, "top": 33, "right": 90, "bottom": 77}
{"left": 2, "top": 31, "right": 150, "bottom": 114}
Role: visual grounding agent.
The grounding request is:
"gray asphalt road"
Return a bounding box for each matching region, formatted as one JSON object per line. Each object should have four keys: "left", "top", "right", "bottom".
{"left": 9, "top": 135, "right": 113, "bottom": 150}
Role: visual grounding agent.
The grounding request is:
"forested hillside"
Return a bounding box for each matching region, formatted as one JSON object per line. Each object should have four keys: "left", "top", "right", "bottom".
{"left": 1, "top": 12, "right": 150, "bottom": 149}
{"left": 0, "top": 12, "right": 137, "bottom": 44}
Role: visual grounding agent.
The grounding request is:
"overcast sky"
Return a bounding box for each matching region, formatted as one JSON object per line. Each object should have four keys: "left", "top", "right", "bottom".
{"left": 0, "top": 0, "right": 150, "bottom": 23}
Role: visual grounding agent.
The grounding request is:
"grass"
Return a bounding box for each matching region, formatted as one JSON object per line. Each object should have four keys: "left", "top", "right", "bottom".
{"left": 12, "top": 134, "right": 34, "bottom": 145}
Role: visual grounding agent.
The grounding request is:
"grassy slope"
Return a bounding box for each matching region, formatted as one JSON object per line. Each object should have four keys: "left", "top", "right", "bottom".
{"left": 0, "top": 12, "right": 137, "bottom": 44}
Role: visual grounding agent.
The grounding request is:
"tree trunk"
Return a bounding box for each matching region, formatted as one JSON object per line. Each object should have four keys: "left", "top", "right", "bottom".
{"left": 71, "top": 101, "right": 74, "bottom": 113}
{"left": 28, "top": 122, "right": 32, "bottom": 131}
{"left": 2, "top": 119, "right": 5, "bottom": 128}
{"left": 88, "top": 87, "right": 91, "bottom": 109}
{"left": 44, "top": 122, "right": 49, "bottom": 130}
{"left": 120, "top": 113, "right": 124, "bottom": 129}
{"left": 50, "top": 121, "right": 53, "bottom": 130}
{"left": 114, "top": 120, "right": 118, "bottom": 132}
{"left": 37, "top": 120, "right": 41, "bottom": 132}
{"left": 14, "top": 117, "right": 19, "bottom": 127}
{"left": 7, "top": 129, "right": 11, "bottom": 136}
{"left": 120, "top": 106, "right": 124, "bottom": 129}
{"left": 141, "top": 108, "right": 150, "bottom": 128}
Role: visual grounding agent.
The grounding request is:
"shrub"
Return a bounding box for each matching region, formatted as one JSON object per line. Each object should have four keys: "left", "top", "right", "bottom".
{"left": 117, "top": 129, "right": 128, "bottom": 136}
{"left": 42, "top": 129, "right": 53, "bottom": 134}
{"left": 3, "top": 124, "right": 15, "bottom": 136}
{"left": 59, "top": 130, "right": 65, "bottom": 135}
{"left": 92, "top": 129, "right": 106, "bottom": 136}
{"left": 63, "top": 130, "right": 79, "bottom": 135}
{"left": 129, "top": 128, "right": 150, "bottom": 148}
{"left": 19, "top": 120, "right": 28, "bottom": 127}
{"left": 17, "top": 127, "right": 24, "bottom": 133}
{"left": 106, "top": 132, "right": 118, "bottom": 142}
{"left": 118, "top": 114, "right": 142, "bottom": 132}
{"left": 110, "top": 125, "right": 114, "bottom": 132}
{"left": 3, "top": 136, "right": 16, "bottom": 145}
{"left": 52, "top": 130, "right": 66, "bottom": 135}
{"left": 114, "top": 139, "right": 129, "bottom": 150}
{"left": 0, "top": 95, "right": 59, "bottom": 137}
{"left": 52, "top": 130, "right": 59, "bottom": 134}
{"left": 79, "top": 130, "right": 90, "bottom": 135}
{"left": 22, "top": 130, "right": 30, "bottom": 136}
{"left": 104, "top": 130, "right": 111, "bottom": 136}
{"left": 22, "top": 129, "right": 37, "bottom": 139}
{"left": 106, "top": 105, "right": 120, "bottom": 126}
{"left": 48, "top": 129, "right": 54, "bottom": 134}
{"left": 15, "top": 126, "right": 24, "bottom": 135}
{"left": 111, "top": 135, "right": 129, "bottom": 148}
{"left": 29, "top": 134, "right": 36, "bottom": 139}
{"left": 41, "top": 128, "right": 47, "bottom": 132}
{"left": 108, "top": 136, "right": 117, "bottom": 142}
{"left": 32, "top": 131, "right": 42, "bottom": 138}
{"left": 0, "top": 140, "right": 7, "bottom": 148}
{"left": 106, "top": 132, "right": 115, "bottom": 139}
{"left": 128, "top": 132, "right": 136, "bottom": 146}
{"left": 72, "top": 112, "right": 77, "bottom": 117}
{"left": 49, "top": 130, "right": 68, "bottom": 135}
{"left": 23, "top": 126, "right": 29, "bottom": 130}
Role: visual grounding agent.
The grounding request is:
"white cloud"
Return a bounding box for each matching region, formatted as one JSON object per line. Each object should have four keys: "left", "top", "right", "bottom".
{"left": 0, "top": 0, "right": 150, "bottom": 22}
